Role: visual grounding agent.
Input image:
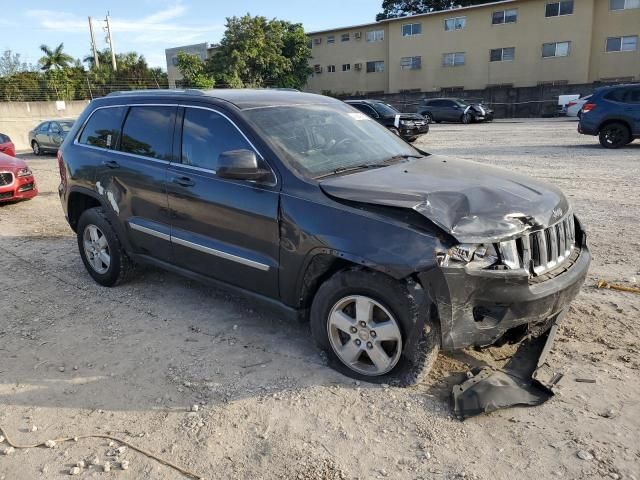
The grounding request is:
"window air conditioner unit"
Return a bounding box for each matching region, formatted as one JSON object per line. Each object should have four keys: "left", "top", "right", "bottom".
{"left": 354, "top": 32, "right": 362, "bottom": 39}
{"left": 314, "top": 64, "right": 323, "bottom": 73}
{"left": 354, "top": 63, "right": 362, "bottom": 71}
{"left": 313, "top": 38, "right": 322, "bottom": 45}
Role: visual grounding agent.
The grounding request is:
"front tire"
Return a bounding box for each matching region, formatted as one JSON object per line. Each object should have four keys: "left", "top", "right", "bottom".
{"left": 32, "top": 141, "right": 41, "bottom": 156}
{"left": 76, "top": 207, "right": 133, "bottom": 287}
{"left": 461, "top": 113, "right": 472, "bottom": 124}
{"left": 599, "top": 122, "right": 631, "bottom": 149}
{"left": 310, "top": 269, "right": 439, "bottom": 384}
{"left": 423, "top": 113, "right": 434, "bottom": 124}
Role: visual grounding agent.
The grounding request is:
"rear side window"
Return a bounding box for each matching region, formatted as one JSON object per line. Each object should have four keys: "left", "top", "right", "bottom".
{"left": 181, "top": 108, "right": 252, "bottom": 171}
{"left": 121, "top": 106, "right": 175, "bottom": 160}
{"left": 78, "top": 107, "right": 125, "bottom": 149}
{"left": 603, "top": 88, "right": 640, "bottom": 103}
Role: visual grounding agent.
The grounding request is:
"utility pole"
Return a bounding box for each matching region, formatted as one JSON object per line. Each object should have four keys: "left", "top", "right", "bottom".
{"left": 104, "top": 13, "right": 117, "bottom": 71}
{"left": 88, "top": 16, "right": 99, "bottom": 68}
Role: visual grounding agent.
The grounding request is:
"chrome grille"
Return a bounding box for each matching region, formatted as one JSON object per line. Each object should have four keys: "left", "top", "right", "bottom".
{"left": 0, "top": 172, "right": 13, "bottom": 186}
{"left": 516, "top": 214, "right": 575, "bottom": 276}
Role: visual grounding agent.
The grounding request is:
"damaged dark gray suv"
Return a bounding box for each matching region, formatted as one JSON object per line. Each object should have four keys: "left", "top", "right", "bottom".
{"left": 58, "top": 90, "right": 590, "bottom": 385}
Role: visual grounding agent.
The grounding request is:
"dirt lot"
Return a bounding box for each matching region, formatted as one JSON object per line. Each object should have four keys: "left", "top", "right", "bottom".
{"left": 1, "top": 118, "right": 639, "bottom": 480}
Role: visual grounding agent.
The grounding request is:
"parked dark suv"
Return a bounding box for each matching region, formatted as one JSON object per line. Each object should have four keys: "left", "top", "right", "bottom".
{"left": 345, "top": 99, "right": 429, "bottom": 142}
{"left": 58, "top": 89, "right": 590, "bottom": 383}
{"left": 418, "top": 98, "right": 494, "bottom": 124}
{"left": 578, "top": 84, "right": 640, "bottom": 148}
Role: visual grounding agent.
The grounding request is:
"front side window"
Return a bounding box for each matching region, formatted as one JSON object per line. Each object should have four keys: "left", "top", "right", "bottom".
{"left": 402, "top": 23, "right": 422, "bottom": 36}
{"left": 444, "top": 16, "right": 466, "bottom": 31}
{"left": 545, "top": 0, "right": 574, "bottom": 16}
{"left": 606, "top": 35, "right": 638, "bottom": 52}
{"left": 366, "top": 30, "right": 384, "bottom": 42}
{"left": 243, "top": 103, "right": 420, "bottom": 179}
{"left": 443, "top": 52, "right": 465, "bottom": 66}
{"left": 366, "top": 61, "right": 385, "bottom": 73}
{"left": 400, "top": 56, "right": 422, "bottom": 70}
{"left": 120, "top": 106, "right": 174, "bottom": 160}
{"left": 78, "top": 107, "right": 126, "bottom": 150}
{"left": 542, "top": 41, "right": 571, "bottom": 57}
{"left": 492, "top": 8, "right": 518, "bottom": 24}
{"left": 182, "top": 108, "right": 252, "bottom": 171}
{"left": 610, "top": 0, "right": 640, "bottom": 9}
{"left": 490, "top": 47, "right": 515, "bottom": 62}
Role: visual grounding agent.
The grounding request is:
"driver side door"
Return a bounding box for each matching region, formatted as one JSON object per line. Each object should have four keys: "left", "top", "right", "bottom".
{"left": 166, "top": 105, "right": 281, "bottom": 298}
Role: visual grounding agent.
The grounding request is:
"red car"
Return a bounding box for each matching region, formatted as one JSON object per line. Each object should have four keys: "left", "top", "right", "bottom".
{"left": 0, "top": 133, "right": 16, "bottom": 157}
{"left": 0, "top": 152, "right": 38, "bottom": 202}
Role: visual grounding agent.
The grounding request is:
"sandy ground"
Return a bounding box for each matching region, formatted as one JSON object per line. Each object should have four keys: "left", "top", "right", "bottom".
{"left": 0, "top": 118, "right": 639, "bottom": 480}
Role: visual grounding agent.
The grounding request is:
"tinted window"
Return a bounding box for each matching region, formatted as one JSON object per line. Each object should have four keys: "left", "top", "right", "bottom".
{"left": 181, "top": 108, "right": 252, "bottom": 171}
{"left": 121, "top": 106, "right": 175, "bottom": 160}
{"left": 0, "top": 134, "right": 8, "bottom": 143}
{"left": 372, "top": 103, "right": 399, "bottom": 116}
{"left": 79, "top": 107, "right": 126, "bottom": 149}
{"left": 38, "top": 122, "right": 50, "bottom": 133}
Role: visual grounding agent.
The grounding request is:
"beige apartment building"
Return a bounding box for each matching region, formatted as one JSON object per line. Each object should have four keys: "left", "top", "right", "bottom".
{"left": 305, "top": 0, "right": 640, "bottom": 95}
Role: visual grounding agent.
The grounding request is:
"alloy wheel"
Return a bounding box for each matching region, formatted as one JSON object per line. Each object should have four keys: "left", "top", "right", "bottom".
{"left": 83, "top": 224, "right": 111, "bottom": 274}
{"left": 327, "top": 295, "right": 402, "bottom": 376}
{"left": 32, "top": 142, "right": 40, "bottom": 155}
{"left": 602, "top": 125, "right": 626, "bottom": 148}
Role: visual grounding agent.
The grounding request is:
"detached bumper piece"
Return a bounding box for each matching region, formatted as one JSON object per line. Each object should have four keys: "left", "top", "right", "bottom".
{"left": 452, "top": 314, "right": 564, "bottom": 420}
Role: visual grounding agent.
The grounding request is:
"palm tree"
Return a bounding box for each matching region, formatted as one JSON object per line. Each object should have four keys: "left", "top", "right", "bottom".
{"left": 39, "top": 43, "right": 74, "bottom": 71}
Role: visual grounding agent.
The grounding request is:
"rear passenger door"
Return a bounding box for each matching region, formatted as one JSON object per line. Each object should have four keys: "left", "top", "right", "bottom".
{"left": 166, "top": 105, "right": 280, "bottom": 298}
{"left": 87, "top": 105, "right": 175, "bottom": 262}
{"left": 35, "top": 122, "right": 50, "bottom": 148}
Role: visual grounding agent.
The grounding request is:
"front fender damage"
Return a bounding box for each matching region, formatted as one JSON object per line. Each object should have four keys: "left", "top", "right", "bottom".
{"left": 452, "top": 312, "right": 565, "bottom": 420}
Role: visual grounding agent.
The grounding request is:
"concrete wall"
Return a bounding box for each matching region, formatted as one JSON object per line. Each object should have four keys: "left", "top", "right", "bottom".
{"left": 0, "top": 100, "right": 89, "bottom": 151}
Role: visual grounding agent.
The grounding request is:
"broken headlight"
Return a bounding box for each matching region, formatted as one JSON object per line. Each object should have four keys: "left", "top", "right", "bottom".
{"left": 437, "top": 244, "right": 499, "bottom": 269}
{"left": 17, "top": 167, "right": 32, "bottom": 177}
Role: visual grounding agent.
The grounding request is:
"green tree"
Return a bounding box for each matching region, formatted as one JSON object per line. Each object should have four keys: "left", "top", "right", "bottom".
{"left": 0, "top": 50, "right": 34, "bottom": 77}
{"left": 176, "top": 52, "right": 214, "bottom": 88}
{"left": 208, "top": 14, "right": 311, "bottom": 89}
{"left": 38, "top": 43, "right": 74, "bottom": 71}
{"left": 376, "top": 0, "right": 494, "bottom": 20}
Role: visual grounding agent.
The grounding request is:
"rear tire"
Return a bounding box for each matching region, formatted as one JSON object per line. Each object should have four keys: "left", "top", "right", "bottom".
{"left": 76, "top": 207, "right": 133, "bottom": 287}
{"left": 423, "top": 113, "right": 434, "bottom": 124}
{"left": 310, "top": 269, "right": 439, "bottom": 385}
{"left": 599, "top": 122, "right": 631, "bottom": 149}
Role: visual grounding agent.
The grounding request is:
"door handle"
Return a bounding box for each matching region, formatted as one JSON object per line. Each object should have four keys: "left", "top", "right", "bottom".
{"left": 172, "top": 176, "right": 195, "bottom": 187}
{"left": 103, "top": 160, "right": 120, "bottom": 169}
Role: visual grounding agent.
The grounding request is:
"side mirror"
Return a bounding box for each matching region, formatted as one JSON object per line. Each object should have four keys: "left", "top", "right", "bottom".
{"left": 217, "top": 149, "right": 271, "bottom": 181}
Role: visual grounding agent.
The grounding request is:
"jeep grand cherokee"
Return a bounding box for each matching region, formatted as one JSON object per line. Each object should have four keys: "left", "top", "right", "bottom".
{"left": 57, "top": 89, "right": 590, "bottom": 383}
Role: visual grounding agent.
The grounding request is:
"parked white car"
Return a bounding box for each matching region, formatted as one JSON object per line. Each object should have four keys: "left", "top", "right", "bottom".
{"left": 566, "top": 95, "right": 591, "bottom": 118}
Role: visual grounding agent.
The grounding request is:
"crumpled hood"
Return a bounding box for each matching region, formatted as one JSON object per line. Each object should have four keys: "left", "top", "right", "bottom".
{"left": 319, "top": 156, "right": 570, "bottom": 243}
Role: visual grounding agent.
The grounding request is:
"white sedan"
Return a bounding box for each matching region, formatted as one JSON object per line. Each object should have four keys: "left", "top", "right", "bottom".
{"left": 566, "top": 95, "right": 591, "bottom": 118}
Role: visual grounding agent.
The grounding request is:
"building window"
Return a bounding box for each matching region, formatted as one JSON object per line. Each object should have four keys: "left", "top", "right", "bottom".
{"left": 327, "top": 35, "right": 335, "bottom": 44}
{"left": 545, "top": 1, "right": 574, "bottom": 16}
{"left": 171, "top": 57, "right": 179, "bottom": 66}
{"left": 366, "top": 29, "right": 385, "bottom": 42}
{"left": 442, "top": 52, "right": 465, "bottom": 66}
{"left": 313, "top": 38, "right": 322, "bottom": 46}
{"left": 542, "top": 41, "right": 571, "bottom": 57}
{"left": 606, "top": 35, "right": 638, "bottom": 52}
{"left": 366, "top": 61, "right": 385, "bottom": 73}
{"left": 342, "top": 63, "right": 351, "bottom": 72}
{"left": 444, "top": 16, "right": 466, "bottom": 31}
{"left": 492, "top": 9, "right": 518, "bottom": 24}
{"left": 327, "top": 65, "right": 336, "bottom": 73}
{"left": 400, "top": 56, "right": 422, "bottom": 70}
{"left": 401, "top": 23, "right": 422, "bottom": 36}
{"left": 341, "top": 33, "right": 350, "bottom": 42}
{"left": 490, "top": 47, "right": 515, "bottom": 61}
{"left": 610, "top": 0, "right": 640, "bottom": 9}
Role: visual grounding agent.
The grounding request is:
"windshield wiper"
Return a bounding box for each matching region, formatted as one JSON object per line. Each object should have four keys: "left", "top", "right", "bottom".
{"left": 315, "top": 163, "right": 388, "bottom": 179}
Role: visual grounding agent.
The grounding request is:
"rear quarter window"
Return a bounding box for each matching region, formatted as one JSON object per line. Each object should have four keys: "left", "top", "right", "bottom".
{"left": 78, "top": 107, "right": 126, "bottom": 149}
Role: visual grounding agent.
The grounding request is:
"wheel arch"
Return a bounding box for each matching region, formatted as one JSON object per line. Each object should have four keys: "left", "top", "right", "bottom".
{"left": 67, "top": 188, "right": 104, "bottom": 232}
{"left": 598, "top": 118, "right": 632, "bottom": 135}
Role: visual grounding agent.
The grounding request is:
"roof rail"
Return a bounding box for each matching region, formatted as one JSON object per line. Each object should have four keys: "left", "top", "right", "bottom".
{"left": 106, "top": 89, "right": 207, "bottom": 97}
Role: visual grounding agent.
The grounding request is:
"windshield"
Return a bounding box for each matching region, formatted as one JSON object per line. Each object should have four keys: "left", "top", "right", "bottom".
{"left": 59, "top": 121, "right": 74, "bottom": 132}
{"left": 371, "top": 102, "right": 399, "bottom": 116}
{"left": 243, "top": 103, "right": 422, "bottom": 179}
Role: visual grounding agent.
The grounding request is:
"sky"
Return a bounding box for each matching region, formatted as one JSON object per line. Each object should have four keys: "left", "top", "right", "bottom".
{"left": 0, "top": 0, "right": 381, "bottom": 70}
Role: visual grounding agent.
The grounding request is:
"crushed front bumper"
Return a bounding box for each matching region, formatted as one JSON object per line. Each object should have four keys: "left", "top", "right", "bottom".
{"left": 418, "top": 242, "right": 590, "bottom": 352}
